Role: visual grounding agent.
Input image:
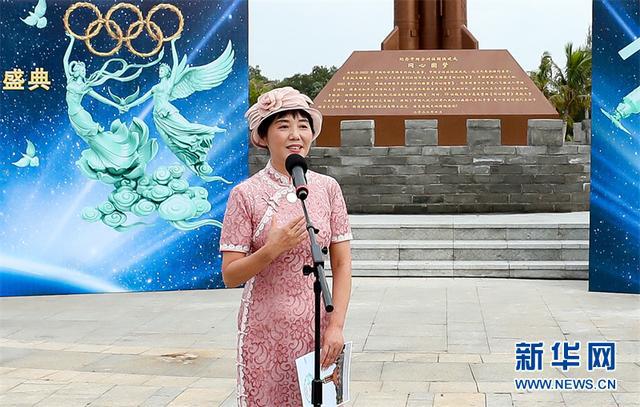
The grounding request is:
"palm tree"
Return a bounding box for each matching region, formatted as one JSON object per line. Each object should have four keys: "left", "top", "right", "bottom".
{"left": 549, "top": 42, "right": 592, "bottom": 136}
{"left": 529, "top": 51, "right": 554, "bottom": 99}
{"left": 529, "top": 39, "right": 592, "bottom": 139}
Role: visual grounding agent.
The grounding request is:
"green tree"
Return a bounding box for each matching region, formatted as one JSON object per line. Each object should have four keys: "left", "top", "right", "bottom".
{"left": 529, "top": 35, "right": 592, "bottom": 139}
{"left": 277, "top": 65, "right": 338, "bottom": 100}
{"left": 249, "top": 65, "right": 277, "bottom": 105}
{"left": 529, "top": 51, "right": 554, "bottom": 99}
{"left": 249, "top": 65, "right": 338, "bottom": 104}
{"left": 548, "top": 42, "right": 592, "bottom": 136}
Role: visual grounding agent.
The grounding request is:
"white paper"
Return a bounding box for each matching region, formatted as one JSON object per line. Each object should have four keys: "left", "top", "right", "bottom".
{"left": 295, "top": 342, "right": 352, "bottom": 407}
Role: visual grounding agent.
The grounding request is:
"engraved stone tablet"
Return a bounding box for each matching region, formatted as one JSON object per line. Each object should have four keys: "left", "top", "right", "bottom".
{"left": 314, "top": 50, "right": 558, "bottom": 146}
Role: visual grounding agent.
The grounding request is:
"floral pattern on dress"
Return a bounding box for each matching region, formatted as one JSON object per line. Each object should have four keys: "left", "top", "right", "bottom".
{"left": 220, "top": 160, "right": 352, "bottom": 406}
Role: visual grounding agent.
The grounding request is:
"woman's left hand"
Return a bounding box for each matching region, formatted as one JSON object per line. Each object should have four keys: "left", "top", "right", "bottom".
{"left": 321, "top": 325, "right": 344, "bottom": 370}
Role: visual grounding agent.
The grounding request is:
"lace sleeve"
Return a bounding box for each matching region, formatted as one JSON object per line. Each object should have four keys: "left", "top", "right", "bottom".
{"left": 220, "top": 186, "right": 252, "bottom": 253}
{"left": 329, "top": 178, "right": 352, "bottom": 243}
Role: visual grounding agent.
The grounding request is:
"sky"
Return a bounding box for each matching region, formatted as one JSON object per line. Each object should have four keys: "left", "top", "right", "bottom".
{"left": 249, "top": 0, "right": 592, "bottom": 80}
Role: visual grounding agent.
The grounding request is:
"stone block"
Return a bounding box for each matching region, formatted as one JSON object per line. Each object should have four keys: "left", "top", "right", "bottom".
{"left": 573, "top": 122, "right": 585, "bottom": 142}
{"left": 467, "top": 119, "right": 501, "bottom": 146}
{"left": 309, "top": 156, "right": 341, "bottom": 166}
{"left": 359, "top": 204, "right": 396, "bottom": 213}
{"left": 360, "top": 166, "right": 395, "bottom": 175}
{"left": 345, "top": 194, "right": 380, "bottom": 204}
{"left": 571, "top": 173, "right": 589, "bottom": 182}
{"left": 473, "top": 174, "right": 503, "bottom": 184}
{"left": 425, "top": 164, "right": 458, "bottom": 174}
{"left": 387, "top": 146, "right": 423, "bottom": 156}
{"left": 516, "top": 146, "right": 547, "bottom": 155}
{"left": 412, "top": 195, "right": 445, "bottom": 204}
{"left": 326, "top": 166, "right": 359, "bottom": 178}
{"left": 582, "top": 119, "right": 592, "bottom": 144}
{"left": 533, "top": 174, "right": 565, "bottom": 184}
{"left": 444, "top": 193, "right": 476, "bottom": 203}
{"left": 473, "top": 156, "right": 505, "bottom": 165}
{"left": 405, "top": 128, "right": 438, "bottom": 146}
{"left": 477, "top": 193, "right": 509, "bottom": 203}
{"left": 490, "top": 165, "right": 523, "bottom": 174}
{"left": 339, "top": 175, "right": 372, "bottom": 185}
{"left": 486, "top": 184, "right": 522, "bottom": 193}
{"left": 406, "top": 155, "right": 440, "bottom": 165}
{"left": 505, "top": 155, "right": 537, "bottom": 164}
{"left": 422, "top": 146, "right": 451, "bottom": 156}
{"left": 483, "top": 146, "right": 516, "bottom": 155}
{"left": 522, "top": 184, "right": 553, "bottom": 193}
{"left": 457, "top": 184, "right": 489, "bottom": 193}
{"left": 449, "top": 146, "right": 471, "bottom": 155}
{"left": 341, "top": 156, "right": 375, "bottom": 166}
{"left": 538, "top": 155, "right": 568, "bottom": 164}
{"left": 338, "top": 146, "right": 388, "bottom": 156}
{"left": 440, "top": 155, "right": 472, "bottom": 165}
{"left": 577, "top": 145, "right": 591, "bottom": 154}
{"left": 341, "top": 130, "right": 374, "bottom": 147}
{"left": 423, "top": 184, "right": 457, "bottom": 193}
{"left": 468, "top": 119, "right": 501, "bottom": 129}
{"left": 371, "top": 175, "right": 409, "bottom": 184}
{"left": 505, "top": 174, "right": 536, "bottom": 184}
{"left": 373, "top": 156, "right": 411, "bottom": 165}
{"left": 379, "top": 194, "right": 413, "bottom": 204}
{"left": 340, "top": 120, "right": 374, "bottom": 146}
{"left": 360, "top": 184, "right": 424, "bottom": 194}
{"left": 440, "top": 174, "right": 474, "bottom": 184}
{"left": 553, "top": 183, "right": 582, "bottom": 192}
{"left": 395, "top": 165, "right": 427, "bottom": 175}
{"left": 548, "top": 145, "right": 579, "bottom": 154}
{"left": 570, "top": 192, "right": 590, "bottom": 203}
{"left": 459, "top": 165, "right": 490, "bottom": 174}
{"left": 340, "top": 120, "right": 374, "bottom": 130}
{"left": 554, "top": 164, "right": 585, "bottom": 174}
{"left": 427, "top": 204, "right": 462, "bottom": 213}
{"left": 405, "top": 119, "right": 438, "bottom": 129}
{"left": 527, "top": 119, "right": 564, "bottom": 146}
{"left": 339, "top": 184, "right": 359, "bottom": 196}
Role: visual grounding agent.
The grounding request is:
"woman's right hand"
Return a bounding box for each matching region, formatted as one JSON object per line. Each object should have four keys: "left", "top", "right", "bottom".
{"left": 265, "top": 215, "right": 307, "bottom": 257}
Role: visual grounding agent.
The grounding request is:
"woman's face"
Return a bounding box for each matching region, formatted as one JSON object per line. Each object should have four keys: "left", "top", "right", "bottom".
{"left": 159, "top": 65, "right": 170, "bottom": 78}
{"left": 73, "top": 64, "right": 86, "bottom": 78}
{"left": 264, "top": 112, "right": 313, "bottom": 164}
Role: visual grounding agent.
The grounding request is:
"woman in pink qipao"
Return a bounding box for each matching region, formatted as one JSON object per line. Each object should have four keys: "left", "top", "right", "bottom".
{"left": 220, "top": 87, "right": 353, "bottom": 406}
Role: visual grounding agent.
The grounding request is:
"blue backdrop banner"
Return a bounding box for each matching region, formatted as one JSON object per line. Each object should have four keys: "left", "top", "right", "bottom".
{"left": 0, "top": 0, "right": 249, "bottom": 296}
{"left": 590, "top": 0, "right": 640, "bottom": 294}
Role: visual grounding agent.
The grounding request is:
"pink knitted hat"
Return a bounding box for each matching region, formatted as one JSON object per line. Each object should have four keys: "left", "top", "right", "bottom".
{"left": 244, "top": 87, "right": 323, "bottom": 148}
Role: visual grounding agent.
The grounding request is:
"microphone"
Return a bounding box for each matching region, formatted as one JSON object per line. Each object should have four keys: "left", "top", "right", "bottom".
{"left": 285, "top": 154, "right": 309, "bottom": 200}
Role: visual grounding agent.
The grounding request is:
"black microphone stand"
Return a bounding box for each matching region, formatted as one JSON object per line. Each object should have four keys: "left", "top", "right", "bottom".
{"left": 298, "top": 191, "right": 333, "bottom": 407}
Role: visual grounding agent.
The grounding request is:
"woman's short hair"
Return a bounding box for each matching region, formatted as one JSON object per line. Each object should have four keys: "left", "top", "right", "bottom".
{"left": 256, "top": 109, "right": 315, "bottom": 140}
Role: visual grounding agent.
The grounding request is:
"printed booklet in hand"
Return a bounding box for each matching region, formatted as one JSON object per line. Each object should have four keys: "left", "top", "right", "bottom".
{"left": 295, "top": 342, "right": 352, "bottom": 407}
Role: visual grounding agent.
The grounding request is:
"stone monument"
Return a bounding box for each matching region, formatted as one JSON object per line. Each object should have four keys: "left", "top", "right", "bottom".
{"left": 313, "top": 0, "right": 559, "bottom": 146}
{"left": 250, "top": 0, "right": 589, "bottom": 215}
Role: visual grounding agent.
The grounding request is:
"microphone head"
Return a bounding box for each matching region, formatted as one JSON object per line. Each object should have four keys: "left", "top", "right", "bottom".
{"left": 285, "top": 154, "right": 308, "bottom": 175}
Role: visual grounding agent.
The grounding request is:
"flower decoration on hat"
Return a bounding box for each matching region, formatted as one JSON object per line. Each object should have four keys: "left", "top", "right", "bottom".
{"left": 245, "top": 86, "right": 323, "bottom": 148}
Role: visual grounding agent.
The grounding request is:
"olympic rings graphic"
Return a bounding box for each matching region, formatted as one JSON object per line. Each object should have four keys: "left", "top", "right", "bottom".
{"left": 63, "top": 2, "right": 184, "bottom": 57}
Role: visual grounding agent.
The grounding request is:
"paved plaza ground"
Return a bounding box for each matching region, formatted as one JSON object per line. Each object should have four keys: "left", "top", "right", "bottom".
{"left": 1, "top": 278, "right": 638, "bottom": 406}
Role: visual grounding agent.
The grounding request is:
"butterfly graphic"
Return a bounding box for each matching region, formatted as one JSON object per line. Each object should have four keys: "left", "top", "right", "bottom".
{"left": 12, "top": 140, "right": 40, "bottom": 167}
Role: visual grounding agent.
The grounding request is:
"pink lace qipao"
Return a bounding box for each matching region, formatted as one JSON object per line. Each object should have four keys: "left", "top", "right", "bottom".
{"left": 219, "top": 161, "right": 352, "bottom": 406}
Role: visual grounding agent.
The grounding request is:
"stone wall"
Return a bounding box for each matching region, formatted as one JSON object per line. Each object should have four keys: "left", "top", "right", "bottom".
{"left": 248, "top": 119, "right": 591, "bottom": 214}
